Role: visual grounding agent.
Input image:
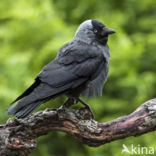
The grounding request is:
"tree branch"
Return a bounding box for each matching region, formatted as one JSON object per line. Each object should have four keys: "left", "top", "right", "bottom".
{"left": 0, "top": 98, "right": 156, "bottom": 156}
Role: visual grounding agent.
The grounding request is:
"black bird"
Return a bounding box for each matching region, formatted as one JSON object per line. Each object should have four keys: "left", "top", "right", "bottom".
{"left": 7, "top": 19, "right": 115, "bottom": 118}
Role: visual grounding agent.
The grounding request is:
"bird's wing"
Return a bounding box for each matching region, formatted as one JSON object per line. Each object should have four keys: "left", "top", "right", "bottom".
{"left": 11, "top": 40, "right": 104, "bottom": 105}
{"left": 38, "top": 40, "right": 104, "bottom": 88}
{"left": 8, "top": 40, "right": 105, "bottom": 117}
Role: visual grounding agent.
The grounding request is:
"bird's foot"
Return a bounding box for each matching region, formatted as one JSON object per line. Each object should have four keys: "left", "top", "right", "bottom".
{"left": 62, "top": 97, "right": 94, "bottom": 119}
{"left": 77, "top": 106, "right": 94, "bottom": 120}
{"left": 62, "top": 98, "right": 75, "bottom": 108}
{"left": 75, "top": 97, "right": 95, "bottom": 119}
{"left": 83, "top": 104, "right": 94, "bottom": 119}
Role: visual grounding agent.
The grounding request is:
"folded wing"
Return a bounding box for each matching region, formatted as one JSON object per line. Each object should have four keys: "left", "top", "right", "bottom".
{"left": 7, "top": 40, "right": 104, "bottom": 117}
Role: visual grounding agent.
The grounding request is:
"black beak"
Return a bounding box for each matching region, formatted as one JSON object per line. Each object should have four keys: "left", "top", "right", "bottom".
{"left": 101, "top": 27, "right": 116, "bottom": 36}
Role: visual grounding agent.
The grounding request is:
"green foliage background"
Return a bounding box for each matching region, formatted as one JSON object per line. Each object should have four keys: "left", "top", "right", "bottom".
{"left": 0, "top": 0, "right": 156, "bottom": 155}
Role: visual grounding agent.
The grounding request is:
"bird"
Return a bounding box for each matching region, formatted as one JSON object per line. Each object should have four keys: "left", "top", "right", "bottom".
{"left": 7, "top": 19, "right": 115, "bottom": 118}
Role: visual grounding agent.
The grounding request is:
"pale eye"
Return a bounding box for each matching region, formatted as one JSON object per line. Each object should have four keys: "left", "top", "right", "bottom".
{"left": 93, "top": 29, "right": 97, "bottom": 33}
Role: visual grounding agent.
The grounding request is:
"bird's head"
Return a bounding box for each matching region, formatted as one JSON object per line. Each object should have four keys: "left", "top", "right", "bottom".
{"left": 75, "top": 19, "right": 115, "bottom": 45}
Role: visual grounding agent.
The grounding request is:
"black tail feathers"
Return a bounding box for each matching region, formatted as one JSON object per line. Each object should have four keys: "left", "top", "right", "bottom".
{"left": 7, "top": 100, "right": 45, "bottom": 118}
{"left": 11, "top": 78, "right": 40, "bottom": 104}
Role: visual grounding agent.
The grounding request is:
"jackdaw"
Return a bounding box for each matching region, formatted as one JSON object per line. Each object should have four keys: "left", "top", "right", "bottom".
{"left": 7, "top": 19, "right": 115, "bottom": 118}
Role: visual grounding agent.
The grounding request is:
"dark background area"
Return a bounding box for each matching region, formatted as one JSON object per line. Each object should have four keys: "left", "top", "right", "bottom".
{"left": 0, "top": 0, "right": 156, "bottom": 155}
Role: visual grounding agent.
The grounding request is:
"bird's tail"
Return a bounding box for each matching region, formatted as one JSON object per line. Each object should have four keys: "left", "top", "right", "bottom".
{"left": 7, "top": 82, "right": 60, "bottom": 118}
{"left": 7, "top": 99, "right": 47, "bottom": 118}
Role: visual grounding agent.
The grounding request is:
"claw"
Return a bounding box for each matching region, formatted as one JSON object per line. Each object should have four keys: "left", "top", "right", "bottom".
{"left": 62, "top": 97, "right": 94, "bottom": 119}
{"left": 75, "top": 97, "right": 95, "bottom": 119}
{"left": 63, "top": 98, "right": 75, "bottom": 108}
{"left": 84, "top": 105, "right": 95, "bottom": 119}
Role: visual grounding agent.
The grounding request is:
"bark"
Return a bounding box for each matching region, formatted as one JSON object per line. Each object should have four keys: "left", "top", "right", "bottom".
{"left": 0, "top": 98, "right": 156, "bottom": 156}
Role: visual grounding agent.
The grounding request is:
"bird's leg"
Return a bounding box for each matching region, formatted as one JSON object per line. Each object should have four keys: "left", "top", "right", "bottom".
{"left": 63, "top": 98, "right": 75, "bottom": 108}
{"left": 75, "top": 97, "right": 94, "bottom": 119}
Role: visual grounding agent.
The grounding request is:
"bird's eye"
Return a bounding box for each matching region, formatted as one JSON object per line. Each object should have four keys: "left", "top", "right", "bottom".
{"left": 93, "top": 29, "right": 97, "bottom": 33}
{"left": 94, "top": 29, "right": 97, "bottom": 33}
